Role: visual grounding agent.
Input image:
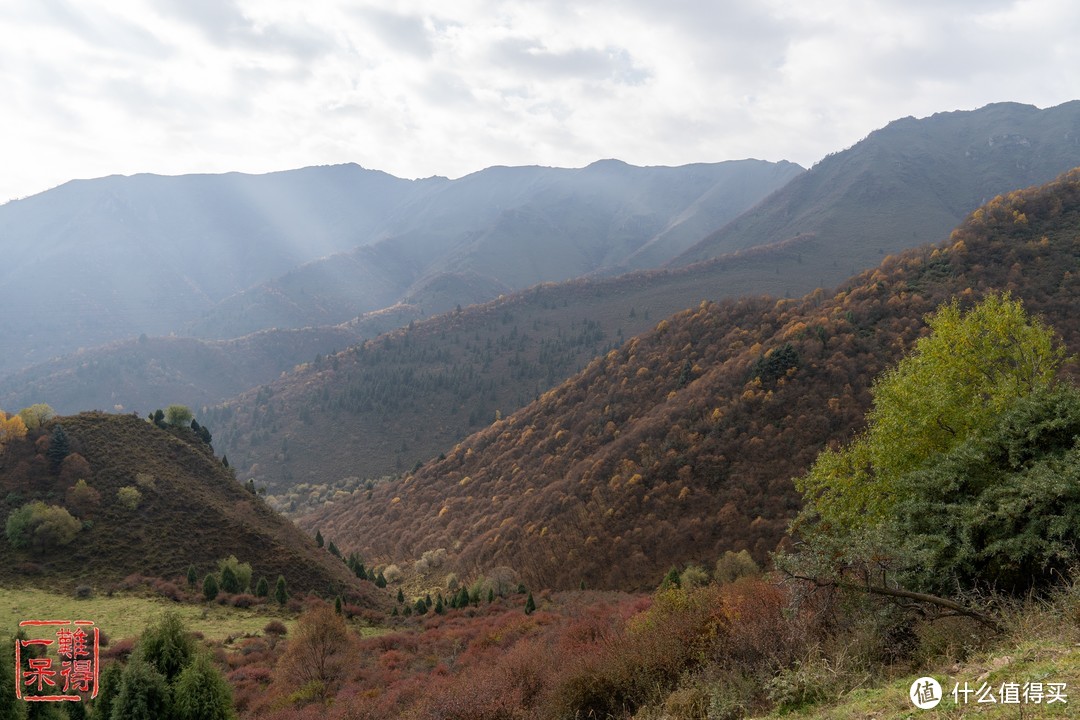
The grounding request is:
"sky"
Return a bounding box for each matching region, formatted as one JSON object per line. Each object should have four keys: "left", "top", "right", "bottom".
{"left": 1, "top": 0, "right": 1078, "bottom": 202}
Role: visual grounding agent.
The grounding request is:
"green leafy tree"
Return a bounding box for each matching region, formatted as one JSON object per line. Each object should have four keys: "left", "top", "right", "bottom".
{"left": 172, "top": 653, "right": 235, "bottom": 720}
{"left": 796, "top": 293, "right": 1064, "bottom": 531}
{"left": 117, "top": 486, "right": 142, "bottom": 511}
{"left": 165, "top": 405, "right": 194, "bottom": 428}
{"left": 785, "top": 293, "right": 1069, "bottom": 624}
{"left": 5, "top": 502, "right": 81, "bottom": 550}
{"left": 203, "top": 574, "right": 219, "bottom": 602}
{"left": 216, "top": 556, "right": 252, "bottom": 593}
{"left": 109, "top": 656, "right": 171, "bottom": 720}
{"left": 17, "top": 404, "right": 55, "bottom": 432}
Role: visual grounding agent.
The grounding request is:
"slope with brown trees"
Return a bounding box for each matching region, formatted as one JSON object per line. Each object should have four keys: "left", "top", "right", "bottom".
{"left": 304, "top": 168, "right": 1080, "bottom": 590}
{"left": 0, "top": 411, "right": 367, "bottom": 598}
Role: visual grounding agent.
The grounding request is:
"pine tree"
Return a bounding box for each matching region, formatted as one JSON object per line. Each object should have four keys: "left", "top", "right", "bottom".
{"left": 487, "top": 588, "right": 495, "bottom": 603}
{"left": 139, "top": 611, "right": 195, "bottom": 682}
{"left": 186, "top": 565, "right": 198, "bottom": 589}
{"left": 255, "top": 577, "right": 269, "bottom": 598}
{"left": 315, "top": 529, "right": 324, "bottom": 548}
{"left": 203, "top": 574, "right": 218, "bottom": 602}
{"left": 172, "top": 652, "right": 234, "bottom": 720}
{"left": 219, "top": 565, "right": 240, "bottom": 594}
{"left": 414, "top": 598, "right": 427, "bottom": 615}
{"left": 274, "top": 576, "right": 288, "bottom": 606}
{"left": 110, "top": 657, "right": 171, "bottom": 720}
{"left": 328, "top": 540, "right": 341, "bottom": 559}
{"left": 434, "top": 595, "right": 444, "bottom": 614}
{"left": 0, "top": 636, "right": 23, "bottom": 720}
{"left": 92, "top": 661, "right": 123, "bottom": 720}
{"left": 396, "top": 589, "right": 404, "bottom": 604}
{"left": 375, "top": 572, "right": 387, "bottom": 588}
{"left": 334, "top": 596, "right": 343, "bottom": 615}
{"left": 524, "top": 592, "right": 536, "bottom": 615}
{"left": 46, "top": 425, "right": 70, "bottom": 472}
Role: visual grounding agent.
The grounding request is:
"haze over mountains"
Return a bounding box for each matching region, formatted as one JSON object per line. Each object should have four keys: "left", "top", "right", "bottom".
{"left": 4, "top": 102, "right": 1080, "bottom": 509}
{"left": 0, "top": 158, "right": 800, "bottom": 374}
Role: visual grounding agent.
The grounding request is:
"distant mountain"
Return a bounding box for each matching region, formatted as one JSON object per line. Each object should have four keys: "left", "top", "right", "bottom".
{"left": 185, "top": 159, "right": 803, "bottom": 338}
{"left": 0, "top": 411, "right": 367, "bottom": 597}
{"left": 0, "top": 164, "right": 428, "bottom": 373}
{"left": 674, "top": 101, "right": 1080, "bottom": 271}
{"left": 302, "top": 167, "right": 1080, "bottom": 590}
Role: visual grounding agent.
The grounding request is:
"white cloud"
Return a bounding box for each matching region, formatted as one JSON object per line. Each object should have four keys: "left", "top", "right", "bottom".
{"left": 0, "top": 0, "right": 1078, "bottom": 202}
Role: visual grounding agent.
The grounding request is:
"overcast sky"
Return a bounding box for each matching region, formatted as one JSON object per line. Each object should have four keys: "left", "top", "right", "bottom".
{"left": 1, "top": 0, "right": 1078, "bottom": 202}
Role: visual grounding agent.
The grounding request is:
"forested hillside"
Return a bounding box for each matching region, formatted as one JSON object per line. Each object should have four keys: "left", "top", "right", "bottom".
{"left": 306, "top": 168, "right": 1080, "bottom": 590}
{"left": 0, "top": 411, "right": 365, "bottom": 597}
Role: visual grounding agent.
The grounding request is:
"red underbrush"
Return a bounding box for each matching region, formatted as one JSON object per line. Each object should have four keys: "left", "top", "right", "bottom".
{"left": 233, "top": 578, "right": 822, "bottom": 719}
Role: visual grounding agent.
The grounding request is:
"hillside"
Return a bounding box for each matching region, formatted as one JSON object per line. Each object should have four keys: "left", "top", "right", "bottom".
{"left": 674, "top": 101, "right": 1080, "bottom": 278}
{"left": 0, "top": 412, "right": 366, "bottom": 597}
{"left": 303, "top": 168, "right": 1080, "bottom": 590}
{"left": 206, "top": 236, "right": 853, "bottom": 501}
{"left": 0, "top": 301, "right": 439, "bottom": 418}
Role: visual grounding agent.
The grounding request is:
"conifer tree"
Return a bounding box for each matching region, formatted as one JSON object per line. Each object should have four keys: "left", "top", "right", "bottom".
{"left": 46, "top": 425, "right": 70, "bottom": 471}
{"left": 186, "top": 565, "right": 198, "bottom": 589}
{"left": 203, "top": 574, "right": 219, "bottom": 602}
{"left": 274, "top": 576, "right": 288, "bottom": 605}
{"left": 0, "top": 636, "right": 22, "bottom": 720}
{"left": 255, "top": 576, "right": 269, "bottom": 598}
{"left": 524, "top": 592, "right": 536, "bottom": 615}
{"left": 315, "top": 529, "right": 324, "bottom": 548}
{"left": 93, "top": 661, "right": 123, "bottom": 720}
{"left": 396, "top": 589, "right": 404, "bottom": 604}
{"left": 172, "top": 653, "right": 234, "bottom": 720}
{"left": 139, "top": 611, "right": 195, "bottom": 682}
{"left": 219, "top": 565, "right": 240, "bottom": 594}
{"left": 110, "top": 657, "right": 171, "bottom": 720}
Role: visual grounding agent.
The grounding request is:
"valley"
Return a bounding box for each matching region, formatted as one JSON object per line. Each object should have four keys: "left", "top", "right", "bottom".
{"left": 3, "top": 102, "right": 1080, "bottom": 718}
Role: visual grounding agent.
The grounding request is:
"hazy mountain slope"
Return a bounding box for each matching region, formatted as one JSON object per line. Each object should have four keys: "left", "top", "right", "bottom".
{"left": 188, "top": 160, "right": 803, "bottom": 339}
{"left": 0, "top": 412, "right": 366, "bottom": 597}
{"left": 0, "top": 326, "right": 363, "bottom": 416}
{"left": 303, "top": 168, "right": 1080, "bottom": 591}
{"left": 674, "top": 101, "right": 1080, "bottom": 271}
{"left": 0, "top": 164, "right": 431, "bottom": 373}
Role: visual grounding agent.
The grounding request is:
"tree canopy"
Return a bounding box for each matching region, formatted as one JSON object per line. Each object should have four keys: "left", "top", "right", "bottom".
{"left": 795, "top": 293, "right": 1065, "bottom": 531}
{"left": 789, "top": 293, "right": 1075, "bottom": 600}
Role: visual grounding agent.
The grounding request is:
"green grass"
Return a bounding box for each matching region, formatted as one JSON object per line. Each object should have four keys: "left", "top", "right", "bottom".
{"left": 0, "top": 586, "right": 294, "bottom": 643}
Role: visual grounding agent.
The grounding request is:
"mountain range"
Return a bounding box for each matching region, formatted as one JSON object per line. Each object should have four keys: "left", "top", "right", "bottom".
{"left": 0, "top": 159, "right": 799, "bottom": 374}
{"left": 303, "top": 166, "right": 1080, "bottom": 590}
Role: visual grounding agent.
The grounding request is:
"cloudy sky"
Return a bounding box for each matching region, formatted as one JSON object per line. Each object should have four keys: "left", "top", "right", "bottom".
{"left": 1, "top": 0, "right": 1078, "bottom": 202}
